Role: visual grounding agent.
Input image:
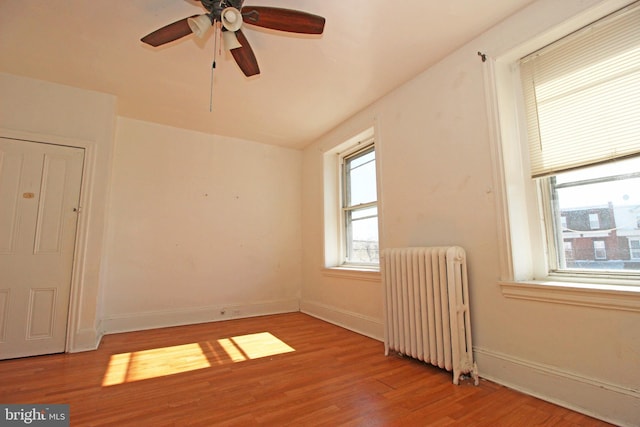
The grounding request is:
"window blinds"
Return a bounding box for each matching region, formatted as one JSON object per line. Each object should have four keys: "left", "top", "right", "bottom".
{"left": 520, "top": 2, "right": 640, "bottom": 178}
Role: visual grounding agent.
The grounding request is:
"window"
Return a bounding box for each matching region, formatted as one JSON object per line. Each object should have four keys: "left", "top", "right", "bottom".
{"left": 322, "top": 127, "right": 380, "bottom": 274}
{"left": 564, "top": 241, "right": 573, "bottom": 260}
{"left": 547, "top": 158, "right": 640, "bottom": 271}
{"left": 630, "top": 239, "right": 640, "bottom": 260}
{"left": 341, "top": 143, "right": 379, "bottom": 265}
{"left": 518, "top": 3, "right": 640, "bottom": 276}
{"left": 593, "top": 241, "right": 607, "bottom": 260}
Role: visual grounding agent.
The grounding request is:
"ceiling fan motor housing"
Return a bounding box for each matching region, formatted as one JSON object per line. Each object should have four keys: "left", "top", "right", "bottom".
{"left": 201, "top": 0, "right": 244, "bottom": 20}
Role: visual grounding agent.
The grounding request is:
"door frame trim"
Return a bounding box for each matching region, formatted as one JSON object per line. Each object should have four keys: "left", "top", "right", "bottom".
{"left": 0, "top": 128, "right": 99, "bottom": 353}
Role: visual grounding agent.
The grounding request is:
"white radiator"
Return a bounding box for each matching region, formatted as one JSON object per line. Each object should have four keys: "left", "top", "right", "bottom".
{"left": 382, "top": 246, "right": 478, "bottom": 385}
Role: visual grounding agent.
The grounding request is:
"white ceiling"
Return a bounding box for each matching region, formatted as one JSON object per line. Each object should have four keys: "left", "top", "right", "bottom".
{"left": 0, "top": 0, "right": 535, "bottom": 149}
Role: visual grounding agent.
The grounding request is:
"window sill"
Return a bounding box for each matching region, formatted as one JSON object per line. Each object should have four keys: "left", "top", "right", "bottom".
{"left": 499, "top": 280, "right": 640, "bottom": 312}
{"left": 322, "top": 266, "right": 381, "bottom": 282}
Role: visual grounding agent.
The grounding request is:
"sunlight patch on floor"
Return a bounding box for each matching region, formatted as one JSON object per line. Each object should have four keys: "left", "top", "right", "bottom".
{"left": 102, "top": 343, "right": 211, "bottom": 386}
{"left": 217, "top": 332, "right": 296, "bottom": 362}
{"left": 102, "top": 332, "right": 295, "bottom": 386}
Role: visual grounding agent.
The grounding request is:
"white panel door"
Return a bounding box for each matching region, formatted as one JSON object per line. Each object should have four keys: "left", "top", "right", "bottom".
{"left": 0, "top": 138, "right": 83, "bottom": 359}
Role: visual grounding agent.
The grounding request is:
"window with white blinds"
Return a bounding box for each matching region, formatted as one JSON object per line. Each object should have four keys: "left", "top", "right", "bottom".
{"left": 520, "top": 2, "right": 640, "bottom": 178}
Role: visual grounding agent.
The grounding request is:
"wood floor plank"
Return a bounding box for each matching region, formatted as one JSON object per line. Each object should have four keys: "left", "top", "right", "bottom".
{"left": 0, "top": 313, "right": 613, "bottom": 426}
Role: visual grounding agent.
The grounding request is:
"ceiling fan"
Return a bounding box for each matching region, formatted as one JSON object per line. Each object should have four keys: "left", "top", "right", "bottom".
{"left": 141, "top": 0, "right": 326, "bottom": 77}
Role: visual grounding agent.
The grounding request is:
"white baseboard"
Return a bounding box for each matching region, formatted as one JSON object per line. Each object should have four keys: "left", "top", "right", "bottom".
{"left": 474, "top": 347, "right": 640, "bottom": 427}
{"left": 102, "top": 299, "right": 300, "bottom": 335}
{"left": 300, "top": 300, "right": 384, "bottom": 341}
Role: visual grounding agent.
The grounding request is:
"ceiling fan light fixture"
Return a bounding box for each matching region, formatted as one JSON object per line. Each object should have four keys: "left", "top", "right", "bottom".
{"left": 222, "top": 30, "right": 242, "bottom": 51}
{"left": 221, "top": 7, "right": 243, "bottom": 32}
{"left": 187, "top": 14, "right": 213, "bottom": 38}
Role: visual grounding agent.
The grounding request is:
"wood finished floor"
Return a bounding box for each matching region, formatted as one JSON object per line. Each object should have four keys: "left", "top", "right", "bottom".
{"left": 0, "top": 313, "right": 613, "bottom": 426}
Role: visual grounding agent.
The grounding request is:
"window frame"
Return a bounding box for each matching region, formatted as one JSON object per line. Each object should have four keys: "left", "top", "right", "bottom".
{"left": 321, "top": 125, "right": 382, "bottom": 278}
{"left": 339, "top": 140, "right": 379, "bottom": 268}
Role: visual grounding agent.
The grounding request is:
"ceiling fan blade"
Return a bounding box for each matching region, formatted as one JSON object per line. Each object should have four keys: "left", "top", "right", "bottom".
{"left": 141, "top": 16, "right": 197, "bottom": 47}
{"left": 241, "top": 6, "right": 325, "bottom": 34}
{"left": 230, "top": 30, "right": 260, "bottom": 77}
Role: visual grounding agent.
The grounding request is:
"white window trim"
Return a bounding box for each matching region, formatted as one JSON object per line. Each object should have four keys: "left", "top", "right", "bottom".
{"left": 482, "top": 0, "right": 640, "bottom": 312}
{"left": 322, "top": 125, "right": 381, "bottom": 274}
{"left": 340, "top": 141, "right": 378, "bottom": 268}
{"left": 322, "top": 266, "right": 381, "bottom": 282}
{"left": 499, "top": 280, "right": 640, "bottom": 313}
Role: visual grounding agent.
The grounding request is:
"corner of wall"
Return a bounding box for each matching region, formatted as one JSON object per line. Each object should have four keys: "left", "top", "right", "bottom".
{"left": 300, "top": 299, "right": 383, "bottom": 341}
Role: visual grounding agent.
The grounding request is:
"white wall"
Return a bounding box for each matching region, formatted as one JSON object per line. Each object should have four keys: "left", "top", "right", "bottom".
{"left": 0, "top": 72, "right": 116, "bottom": 352}
{"left": 300, "top": 1, "right": 639, "bottom": 425}
{"left": 0, "top": 73, "right": 303, "bottom": 344}
{"left": 101, "top": 118, "right": 302, "bottom": 332}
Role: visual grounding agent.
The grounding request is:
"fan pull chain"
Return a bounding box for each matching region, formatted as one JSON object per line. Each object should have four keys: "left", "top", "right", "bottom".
{"left": 209, "top": 21, "right": 219, "bottom": 112}
{"left": 219, "top": 25, "right": 223, "bottom": 57}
